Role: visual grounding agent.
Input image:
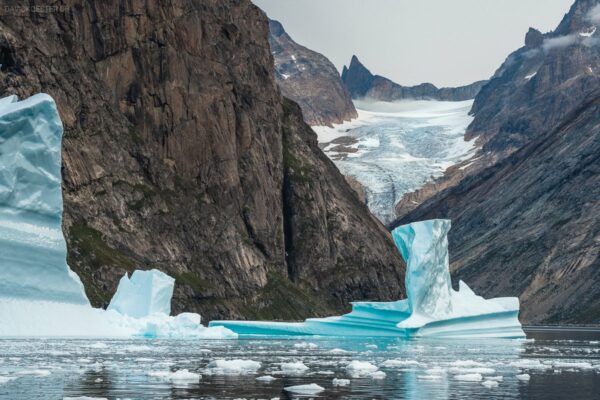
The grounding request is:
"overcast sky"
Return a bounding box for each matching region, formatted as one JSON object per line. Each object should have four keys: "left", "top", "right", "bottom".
{"left": 252, "top": 0, "right": 574, "bottom": 87}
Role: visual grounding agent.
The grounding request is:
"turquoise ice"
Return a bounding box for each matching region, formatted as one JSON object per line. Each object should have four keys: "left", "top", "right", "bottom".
{"left": 0, "top": 94, "right": 89, "bottom": 305}
{"left": 108, "top": 269, "right": 175, "bottom": 318}
{"left": 210, "top": 219, "right": 525, "bottom": 338}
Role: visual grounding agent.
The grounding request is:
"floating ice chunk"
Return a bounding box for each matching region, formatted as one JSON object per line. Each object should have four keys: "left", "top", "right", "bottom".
{"left": 418, "top": 374, "right": 444, "bottom": 380}
{"left": 345, "top": 361, "right": 379, "bottom": 378}
{"left": 284, "top": 383, "right": 324, "bottom": 394}
{"left": 210, "top": 220, "right": 524, "bottom": 339}
{"left": 332, "top": 378, "right": 350, "bottom": 386}
{"left": 381, "top": 359, "right": 420, "bottom": 367}
{"left": 454, "top": 373, "right": 483, "bottom": 381}
{"left": 370, "top": 370, "right": 387, "bottom": 379}
{"left": 280, "top": 361, "right": 309, "bottom": 375}
{"left": 482, "top": 380, "right": 499, "bottom": 388}
{"left": 16, "top": 370, "right": 51, "bottom": 377}
{"left": 206, "top": 359, "right": 261, "bottom": 375}
{"left": 87, "top": 342, "right": 108, "bottom": 349}
{"left": 509, "top": 359, "right": 551, "bottom": 370}
{"left": 256, "top": 375, "right": 277, "bottom": 382}
{"left": 108, "top": 270, "right": 174, "bottom": 318}
{"left": 552, "top": 361, "right": 593, "bottom": 369}
{"left": 293, "top": 342, "right": 318, "bottom": 349}
{"left": 516, "top": 373, "right": 531, "bottom": 381}
{"left": 148, "top": 369, "right": 200, "bottom": 383}
{"left": 317, "top": 370, "right": 335, "bottom": 375}
{"left": 451, "top": 360, "right": 485, "bottom": 367}
{"left": 328, "top": 348, "right": 349, "bottom": 354}
{"left": 449, "top": 367, "right": 495, "bottom": 375}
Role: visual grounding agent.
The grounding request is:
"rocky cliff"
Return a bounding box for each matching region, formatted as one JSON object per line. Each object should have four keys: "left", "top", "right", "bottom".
{"left": 467, "top": 0, "right": 600, "bottom": 156}
{"left": 341, "top": 55, "right": 487, "bottom": 101}
{"left": 0, "top": 0, "right": 405, "bottom": 321}
{"left": 269, "top": 19, "right": 357, "bottom": 127}
{"left": 394, "top": 0, "right": 600, "bottom": 324}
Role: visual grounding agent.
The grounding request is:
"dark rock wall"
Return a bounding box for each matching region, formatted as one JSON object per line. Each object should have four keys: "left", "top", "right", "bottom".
{"left": 0, "top": 0, "right": 404, "bottom": 320}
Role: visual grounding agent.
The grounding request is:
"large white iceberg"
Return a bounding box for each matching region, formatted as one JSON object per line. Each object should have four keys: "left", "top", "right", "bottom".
{"left": 0, "top": 94, "right": 235, "bottom": 339}
{"left": 108, "top": 270, "right": 175, "bottom": 318}
{"left": 210, "top": 219, "right": 525, "bottom": 338}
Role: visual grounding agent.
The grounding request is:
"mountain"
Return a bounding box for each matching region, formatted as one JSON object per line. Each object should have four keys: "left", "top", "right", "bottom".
{"left": 268, "top": 19, "right": 357, "bottom": 127}
{"left": 0, "top": 0, "right": 405, "bottom": 321}
{"left": 341, "top": 55, "right": 487, "bottom": 101}
{"left": 467, "top": 0, "right": 600, "bottom": 156}
{"left": 394, "top": 0, "right": 600, "bottom": 324}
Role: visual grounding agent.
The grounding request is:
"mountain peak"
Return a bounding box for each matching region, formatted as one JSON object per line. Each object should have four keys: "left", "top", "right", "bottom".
{"left": 525, "top": 27, "right": 544, "bottom": 48}
{"left": 268, "top": 19, "right": 285, "bottom": 37}
{"left": 341, "top": 55, "right": 375, "bottom": 98}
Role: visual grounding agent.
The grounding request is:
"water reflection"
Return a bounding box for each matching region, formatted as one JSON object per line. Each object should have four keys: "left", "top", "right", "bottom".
{"left": 0, "top": 329, "right": 598, "bottom": 399}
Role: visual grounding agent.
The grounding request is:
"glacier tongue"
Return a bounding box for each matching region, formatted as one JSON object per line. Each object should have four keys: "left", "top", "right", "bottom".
{"left": 210, "top": 219, "right": 525, "bottom": 338}
{"left": 0, "top": 94, "right": 235, "bottom": 339}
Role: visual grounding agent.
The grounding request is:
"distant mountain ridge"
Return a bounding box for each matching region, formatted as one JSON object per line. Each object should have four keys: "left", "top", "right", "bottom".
{"left": 268, "top": 20, "right": 357, "bottom": 126}
{"left": 466, "top": 0, "right": 600, "bottom": 156}
{"left": 341, "top": 55, "right": 487, "bottom": 102}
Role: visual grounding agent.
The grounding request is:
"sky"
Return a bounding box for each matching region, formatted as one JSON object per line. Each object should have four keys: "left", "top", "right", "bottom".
{"left": 252, "top": 0, "right": 575, "bottom": 87}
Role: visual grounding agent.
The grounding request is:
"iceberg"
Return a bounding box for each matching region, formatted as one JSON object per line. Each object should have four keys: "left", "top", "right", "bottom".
{"left": 209, "top": 219, "right": 525, "bottom": 338}
{"left": 0, "top": 94, "right": 235, "bottom": 339}
{"left": 108, "top": 269, "right": 174, "bottom": 318}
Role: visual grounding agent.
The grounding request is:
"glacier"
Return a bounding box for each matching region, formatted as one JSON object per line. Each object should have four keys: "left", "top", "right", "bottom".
{"left": 0, "top": 94, "right": 235, "bottom": 339}
{"left": 210, "top": 219, "right": 525, "bottom": 339}
{"left": 313, "top": 100, "right": 476, "bottom": 224}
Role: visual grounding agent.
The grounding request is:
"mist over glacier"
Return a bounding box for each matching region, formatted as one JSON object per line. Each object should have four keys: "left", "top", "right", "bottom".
{"left": 313, "top": 99, "right": 475, "bottom": 223}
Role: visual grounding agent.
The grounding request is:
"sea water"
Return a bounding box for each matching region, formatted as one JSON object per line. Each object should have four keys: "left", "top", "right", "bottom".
{"left": 1, "top": 328, "right": 599, "bottom": 399}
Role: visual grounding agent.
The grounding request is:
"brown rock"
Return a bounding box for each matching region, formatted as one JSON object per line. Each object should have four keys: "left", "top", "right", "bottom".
{"left": 269, "top": 19, "right": 357, "bottom": 127}
{"left": 0, "top": 0, "right": 404, "bottom": 320}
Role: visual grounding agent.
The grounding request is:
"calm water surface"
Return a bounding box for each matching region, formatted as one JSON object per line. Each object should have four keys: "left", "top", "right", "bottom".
{"left": 1, "top": 328, "right": 599, "bottom": 399}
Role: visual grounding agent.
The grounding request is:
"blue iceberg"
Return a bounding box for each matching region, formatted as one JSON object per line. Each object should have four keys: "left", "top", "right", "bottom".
{"left": 0, "top": 94, "right": 89, "bottom": 305}
{"left": 108, "top": 269, "right": 175, "bottom": 318}
{"left": 0, "top": 94, "right": 235, "bottom": 339}
{"left": 210, "top": 219, "right": 525, "bottom": 338}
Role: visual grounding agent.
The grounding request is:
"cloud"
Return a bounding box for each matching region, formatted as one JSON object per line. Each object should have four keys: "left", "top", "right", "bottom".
{"left": 586, "top": 4, "right": 600, "bottom": 24}
{"left": 542, "top": 34, "right": 578, "bottom": 51}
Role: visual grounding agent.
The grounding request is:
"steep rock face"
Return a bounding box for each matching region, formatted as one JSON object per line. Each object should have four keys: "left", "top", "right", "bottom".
{"left": 0, "top": 0, "right": 404, "bottom": 320}
{"left": 394, "top": 92, "right": 600, "bottom": 324}
{"left": 467, "top": 0, "right": 600, "bottom": 155}
{"left": 269, "top": 20, "right": 357, "bottom": 127}
{"left": 341, "top": 56, "right": 487, "bottom": 101}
